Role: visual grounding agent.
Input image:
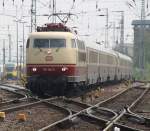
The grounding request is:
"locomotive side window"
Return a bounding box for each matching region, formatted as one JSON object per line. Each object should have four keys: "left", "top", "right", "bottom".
{"left": 81, "top": 41, "right": 85, "bottom": 50}
{"left": 89, "top": 51, "right": 98, "bottom": 63}
{"left": 26, "top": 39, "right": 30, "bottom": 48}
{"left": 78, "top": 52, "right": 86, "bottom": 62}
{"left": 34, "top": 39, "right": 49, "bottom": 48}
{"left": 50, "top": 39, "right": 66, "bottom": 48}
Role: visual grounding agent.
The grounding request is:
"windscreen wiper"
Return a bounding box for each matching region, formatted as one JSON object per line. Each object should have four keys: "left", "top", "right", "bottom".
{"left": 37, "top": 46, "right": 43, "bottom": 52}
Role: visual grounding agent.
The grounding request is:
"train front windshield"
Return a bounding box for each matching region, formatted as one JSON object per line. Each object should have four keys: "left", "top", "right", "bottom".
{"left": 33, "top": 39, "right": 66, "bottom": 48}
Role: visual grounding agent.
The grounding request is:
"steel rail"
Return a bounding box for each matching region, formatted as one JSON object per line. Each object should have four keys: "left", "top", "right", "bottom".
{"left": 0, "top": 100, "right": 72, "bottom": 131}
{"left": 46, "top": 96, "right": 119, "bottom": 124}
{"left": 38, "top": 83, "right": 147, "bottom": 131}
{"left": 0, "top": 86, "right": 27, "bottom": 102}
{"left": 0, "top": 84, "right": 34, "bottom": 99}
{"left": 87, "top": 106, "right": 118, "bottom": 122}
{"left": 104, "top": 84, "right": 150, "bottom": 131}
{"left": 86, "top": 86, "right": 131, "bottom": 111}
{"left": 0, "top": 83, "right": 30, "bottom": 93}
{"left": 38, "top": 107, "right": 89, "bottom": 131}
{"left": 128, "top": 86, "right": 149, "bottom": 114}
{"left": 112, "top": 123, "right": 141, "bottom": 131}
{"left": 96, "top": 87, "right": 145, "bottom": 112}
{"left": 127, "top": 85, "right": 150, "bottom": 119}
{"left": 103, "top": 109, "right": 126, "bottom": 131}
{"left": 45, "top": 97, "right": 91, "bottom": 113}
{"left": 39, "top": 95, "right": 110, "bottom": 130}
{"left": 0, "top": 100, "right": 72, "bottom": 116}
{"left": 0, "top": 82, "right": 147, "bottom": 131}
{"left": 39, "top": 111, "right": 108, "bottom": 131}
{"left": 112, "top": 113, "right": 150, "bottom": 131}
{"left": 0, "top": 97, "right": 39, "bottom": 110}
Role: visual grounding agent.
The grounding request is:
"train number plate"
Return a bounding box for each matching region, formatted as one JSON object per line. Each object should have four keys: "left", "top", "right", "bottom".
{"left": 45, "top": 56, "right": 53, "bottom": 61}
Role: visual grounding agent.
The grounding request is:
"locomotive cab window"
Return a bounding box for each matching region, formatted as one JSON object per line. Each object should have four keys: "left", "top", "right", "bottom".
{"left": 34, "top": 39, "right": 49, "bottom": 48}
{"left": 50, "top": 39, "right": 66, "bottom": 48}
{"left": 33, "top": 39, "right": 66, "bottom": 48}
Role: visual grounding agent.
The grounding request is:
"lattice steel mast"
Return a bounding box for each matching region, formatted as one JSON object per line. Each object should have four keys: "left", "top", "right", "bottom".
{"left": 140, "top": 0, "right": 145, "bottom": 74}
{"left": 52, "top": 0, "right": 56, "bottom": 23}
{"left": 31, "top": 0, "right": 36, "bottom": 32}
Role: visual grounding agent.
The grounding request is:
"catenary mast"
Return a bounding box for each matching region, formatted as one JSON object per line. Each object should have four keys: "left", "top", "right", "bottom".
{"left": 140, "top": 0, "right": 145, "bottom": 75}
{"left": 31, "top": 0, "right": 36, "bottom": 32}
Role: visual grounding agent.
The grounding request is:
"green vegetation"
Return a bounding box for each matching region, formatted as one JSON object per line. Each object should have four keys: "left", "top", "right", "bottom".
{"left": 133, "top": 29, "right": 150, "bottom": 80}
{"left": 143, "top": 63, "right": 150, "bottom": 80}
{"left": 133, "top": 68, "right": 141, "bottom": 80}
{"left": 133, "top": 63, "right": 150, "bottom": 80}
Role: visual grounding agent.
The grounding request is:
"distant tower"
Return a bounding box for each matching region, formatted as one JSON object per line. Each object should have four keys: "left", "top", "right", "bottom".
{"left": 140, "top": 0, "right": 145, "bottom": 72}
{"left": 8, "top": 25, "right": 11, "bottom": 62}
{"left": 120, "top": 11, "right": 124, "bottom": 53}
{"left": 31, "top": 0, "right": 36, "bottom": 32}
{"left": 132, "top": 0, "right": 146, "bottom": 74}
{"left": 141, "top": 0, "right": 145, "bottom": 20}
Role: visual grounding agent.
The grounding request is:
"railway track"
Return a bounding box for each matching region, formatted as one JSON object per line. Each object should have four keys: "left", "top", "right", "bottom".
{"left": 73, "top": 83, "right": 128, "bottom": 105}
{"left": 0, "top": 84, "right": 32, "bottom": 97}
{"left": 0, "top": 101, "right": 71, "bottom": 131}
{"left": 87, "top": 107, "right": 117, "bottom": 121}
{"left": 40, "top": 114, "right": 108, "bottom": 131}
{"left": 0, "top": 87, "right": 26, "bottom": 103}
{"left": 0, "top": 81, "right": 149, "bottom": 131}
{"left": 46, "top": 97, "right": 90, "bottom": 113}
{"left": 0, "top": 83, "right": 22, "bottom": 91}
{"left": 46, "top": 97, "right": 118, "bottom": 123}
{"left": 0, "top": 98, "right": 38, "bottom": 110}
{"left": 129, "top": 86, "right": 150, "bottom": 118}
{"left": 96, "top": 87, "right": 145, "bottom": 113}
{"left": 114, "top": 113, "right": 150, "bottom": 131}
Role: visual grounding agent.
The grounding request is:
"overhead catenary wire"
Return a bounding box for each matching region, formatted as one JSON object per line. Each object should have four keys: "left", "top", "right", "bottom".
{"left": 0, "top": 0, "right": 136, "bottom": 48}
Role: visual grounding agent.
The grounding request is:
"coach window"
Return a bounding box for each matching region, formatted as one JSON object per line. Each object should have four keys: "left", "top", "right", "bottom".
{"left": 77, "top": 40, "right": 80, "bottom": 49}
{"left": 34, "top": 39, "right": 49, "bottom": 48}
{"left": 71, "top": 39, "right": 76, "bottom": 48}
{"left": 77, "top": 40, "right": 85, "bottom": 50}
{"left": 81, "top": 41, "right": 85, "bottom": 50}
{"left": 50, "top": 39, "right": 66, "bottom": 48}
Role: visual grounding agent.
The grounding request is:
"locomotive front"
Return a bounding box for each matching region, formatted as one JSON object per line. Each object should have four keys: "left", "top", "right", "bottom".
{"left": 26, "top": 24, "right": 78, "bottom": 96}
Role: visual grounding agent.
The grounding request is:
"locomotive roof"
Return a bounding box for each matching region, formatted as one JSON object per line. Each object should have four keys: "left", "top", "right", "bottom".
{"left": 29, "top": 31, "right": 77, "bottom": 39}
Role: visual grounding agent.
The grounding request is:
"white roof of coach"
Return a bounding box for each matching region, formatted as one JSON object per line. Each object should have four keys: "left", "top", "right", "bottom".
{"left": 87, "top": 44, "right": 118, "bottom": 57}
{"left": 86, "top": 43, "right": 132, "bottom": 62}
{"left": 29, "top": 32, "right": 77, "bottom": 39}
{"left": 117, "top": 52, "right": 132, "bottom": 62}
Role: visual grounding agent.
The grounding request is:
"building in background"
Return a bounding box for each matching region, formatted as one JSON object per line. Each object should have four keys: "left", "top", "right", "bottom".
{"left": 132, "top": 20, "right": 150, "bottom": 68}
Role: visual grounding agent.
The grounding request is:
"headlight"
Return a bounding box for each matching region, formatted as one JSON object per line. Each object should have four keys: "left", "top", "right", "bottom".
{"left": 32, "top": 68, "right": 37, "bottom": 72}
{"left": 62, "top": 67, "right": 68, "bottom": 72}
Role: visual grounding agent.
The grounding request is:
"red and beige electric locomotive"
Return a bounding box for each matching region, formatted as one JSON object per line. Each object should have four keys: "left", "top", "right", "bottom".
{"left": 26, "top": 23, "right": 132, "bottom": 96}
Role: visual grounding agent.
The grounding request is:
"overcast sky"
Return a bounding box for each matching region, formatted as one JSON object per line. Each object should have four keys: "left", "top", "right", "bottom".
{"left": 0, "top": 0, "right": 148, "bottom": 62}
